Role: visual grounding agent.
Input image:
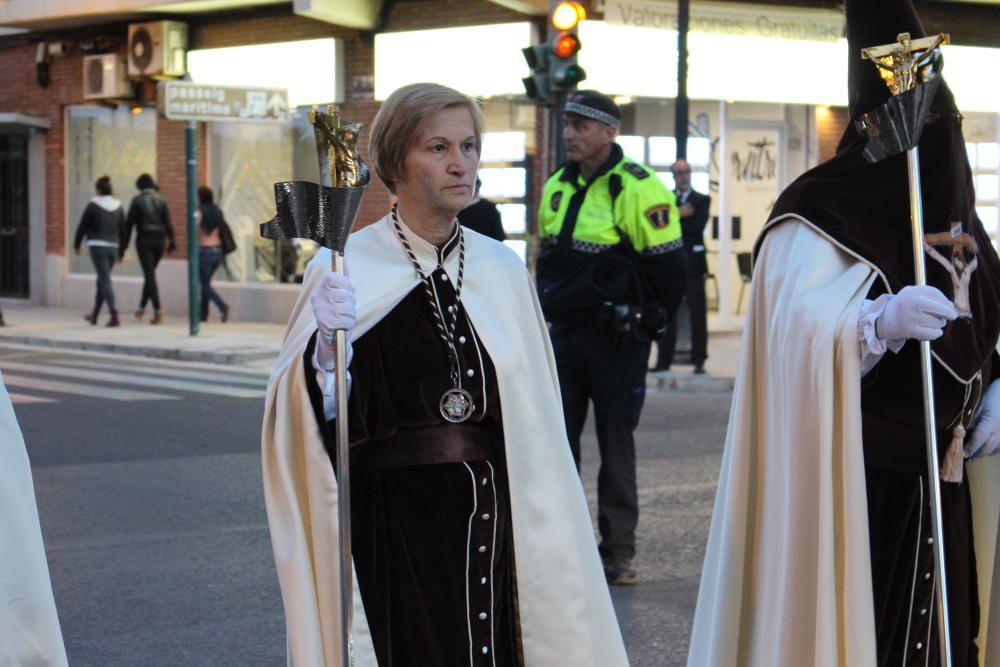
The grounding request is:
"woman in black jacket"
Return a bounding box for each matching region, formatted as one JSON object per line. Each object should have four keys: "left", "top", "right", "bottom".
{"left": 73, "top": 175, "right": 124, "bottom": 327}
{"left": 122, "top": 173, "right": 175, "bottom": 324}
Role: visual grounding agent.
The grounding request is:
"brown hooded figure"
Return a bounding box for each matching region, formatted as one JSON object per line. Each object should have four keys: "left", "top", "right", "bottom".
{"left": 769, "top": 1, "right": 1000, "bottom": 661}
{"left": 687, "top": 1, "right": 1000, "bottom": 666}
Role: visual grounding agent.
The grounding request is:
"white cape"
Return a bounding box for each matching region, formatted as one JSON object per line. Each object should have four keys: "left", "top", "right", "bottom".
{"left": 0, "top": 371, "right": 68, "bottom": 667}
{"left": 261, "top": 215, "right": 628, "bottom": 667}
{"left": 687, "top": 218, "right": 1000, "bottom": 666}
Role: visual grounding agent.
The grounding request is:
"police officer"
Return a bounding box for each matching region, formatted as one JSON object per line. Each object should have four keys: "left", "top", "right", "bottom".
{"left": 536, "top": 90, "right": 684, "bottom": 585}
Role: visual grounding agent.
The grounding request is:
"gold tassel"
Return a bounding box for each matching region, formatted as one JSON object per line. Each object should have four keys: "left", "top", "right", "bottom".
{"left": 940, "top": 424, "right": 966, "bottom": 484}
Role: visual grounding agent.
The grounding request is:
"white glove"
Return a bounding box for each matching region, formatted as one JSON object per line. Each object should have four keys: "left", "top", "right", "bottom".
{"left": 876, "top": 285, "right": 957, "bottom": 343}
{"left": 310, "top": 271, "right": 356, "bottom": 371}
{"left": 967, "top": 380, "right": 1000, "bottom": 459}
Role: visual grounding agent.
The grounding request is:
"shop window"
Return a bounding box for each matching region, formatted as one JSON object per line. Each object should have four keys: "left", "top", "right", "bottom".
{"left": 477, "top": 130, "right": 532, "bottom": 264}
{"left": 688, "top": 137, "right": 712, "bottom": 168}
{"left": 969, "top": 140, "right": 1000, "bottom": 247}
{"left": 978, "top": 206, "right": 998, "bottom": 235}
{"left": 67, "top": 106, "right": 156, "bottom": 278}
{"left": 976, "top": 174, "right": 999, "bottom": 202}
{"left": 479, "top": 166, "right": 527, "bottom": 199}
{"left": 618, "top": 135, "right": 645, "bottom": 163}
{"left": 497, "top": 203, "right": 527, "bottom": 234}
{"left": 481, "top": 132, "right": 526, "bottom": 162}
{"left": 648, "top": 135, "right": 710, "bottom": 194}
{"left": 977, "top": 142, "right": 999, "bottom": 169}
{"left": 648, "top": 137, "right": 676, "bottom": 167}
{"left": 209, "top": 108, "right": 321, "bottom": 284}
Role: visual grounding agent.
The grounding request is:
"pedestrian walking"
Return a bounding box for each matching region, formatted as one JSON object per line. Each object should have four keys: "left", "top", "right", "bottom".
{"left": 262, "top": 82, "right": 627, "bottom": 667}
{"left": 458, "top": 177, "right": 506, "bottom": 241}
{"left": 195, "top": 186, "right": 230, "bottom": 322}
{"left": 653, "top": 159, "right": 711, "bottom": 373}
{"left": 73, "top": 175, "right": 124, "bottom": 327}
{"left": 688, "top": 1, "right": 1000, "bottom": 664}
{"left": 535, "top": 90, "right": 685, "bottom": 585}
{"left": 122, "top": 173, "right": 174, "bottom": 324}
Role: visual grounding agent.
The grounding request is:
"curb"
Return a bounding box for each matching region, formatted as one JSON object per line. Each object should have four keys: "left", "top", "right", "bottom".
{"left": 0, "top": 334, "right": 278, "bottom": 365}
{"left": 647, "top": 371, "right": 735, "bottom": 393}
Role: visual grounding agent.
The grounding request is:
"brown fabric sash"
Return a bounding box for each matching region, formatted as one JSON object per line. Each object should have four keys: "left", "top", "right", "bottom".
{"left": 356, "top": 423, "right": 499, "bottom": 471}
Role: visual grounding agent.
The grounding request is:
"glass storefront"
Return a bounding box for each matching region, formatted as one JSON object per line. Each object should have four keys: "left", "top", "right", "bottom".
{"left": 475, "top": 98, "right": 538, "bottom": 264}
{"left": 966, "top": 114, "right": 1000, "bottom": 249}
{"left": 207, "top": 110, "right": 319, "bottom": 284}
{"left": 66, "top": 106, "right": 156, "bottom": 276}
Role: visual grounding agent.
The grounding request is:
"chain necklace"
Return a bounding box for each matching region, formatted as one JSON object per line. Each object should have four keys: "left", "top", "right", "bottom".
{"left": 390, "top": 203, "right": 475, "bottom": 423}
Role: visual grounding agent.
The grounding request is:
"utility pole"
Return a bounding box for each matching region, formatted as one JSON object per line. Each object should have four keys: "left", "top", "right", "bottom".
{"left": 675, "top": 0, "right": 690, "bottom": 159}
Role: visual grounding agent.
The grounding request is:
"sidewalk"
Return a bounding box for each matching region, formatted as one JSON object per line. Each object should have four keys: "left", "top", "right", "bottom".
{"left": 0, "top": 303, "right": 285, "bottom": 370}
{"left": 646, "top": 332, "right": 740, "bottom": 393}
{"left": 0, "top": 304, "right": 742, "bottom": 391}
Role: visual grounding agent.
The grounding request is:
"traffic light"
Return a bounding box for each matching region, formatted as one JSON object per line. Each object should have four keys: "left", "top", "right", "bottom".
{"left": 521, "top": 43, "right": 551, "bottom": 104}
{"left": 548, "top": 1, "right": 586, "bottom": 92}
{"left": 521, "top": 1, "right": 587, "bottom": 104}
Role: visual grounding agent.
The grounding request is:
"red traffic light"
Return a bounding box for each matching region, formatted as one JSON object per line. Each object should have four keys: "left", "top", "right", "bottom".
{"left": 553, "top": 33, "right": 581, "bottom": 59}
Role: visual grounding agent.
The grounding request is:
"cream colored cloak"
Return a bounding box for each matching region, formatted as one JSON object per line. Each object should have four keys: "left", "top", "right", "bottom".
{"left": 261, "top": 215, "right": 628, "bottom": 667}
{"left": 687, "top": 217, "right": 1000, "bottom": 667}
{"left": 0, "top": 370, "right": 68, "bottom": 667}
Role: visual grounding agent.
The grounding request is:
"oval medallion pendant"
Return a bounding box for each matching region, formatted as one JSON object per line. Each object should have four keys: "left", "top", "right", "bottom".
{"left": 440, "top": 388, "right": 475, "bottom": 423}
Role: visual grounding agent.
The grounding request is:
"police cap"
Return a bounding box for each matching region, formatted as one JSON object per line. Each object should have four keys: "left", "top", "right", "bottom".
{"left": 563, "top": 90, "right": 621, "bottom": 129}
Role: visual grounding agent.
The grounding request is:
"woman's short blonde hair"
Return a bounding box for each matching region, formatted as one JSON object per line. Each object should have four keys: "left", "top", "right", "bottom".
{"left": 368, "top": 83, "right": 485, "bottom": 193}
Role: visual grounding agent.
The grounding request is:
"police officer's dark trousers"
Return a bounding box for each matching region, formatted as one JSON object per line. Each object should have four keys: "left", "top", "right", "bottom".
{"left": 550, "top": 321, "right": 648, "bottom": 562}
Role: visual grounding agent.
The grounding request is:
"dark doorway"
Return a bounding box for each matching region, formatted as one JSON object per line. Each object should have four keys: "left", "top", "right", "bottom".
{"left": 0, "top": 134, "right": 29, "bottom": 298}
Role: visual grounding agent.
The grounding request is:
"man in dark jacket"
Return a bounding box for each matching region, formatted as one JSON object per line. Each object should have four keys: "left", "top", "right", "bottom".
{"left": 74, "top": 175, "right": 125, "bottom": 327}
{"left": 654, "top": 159, "right": 712, "bottom": 373}
{"left": 122, "top": 173, "right": 175, "bottom": 324}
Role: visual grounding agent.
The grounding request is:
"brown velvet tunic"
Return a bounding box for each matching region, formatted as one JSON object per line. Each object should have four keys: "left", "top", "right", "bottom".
{"left": 304, "top": 235, "right": 523, "bottom": 667}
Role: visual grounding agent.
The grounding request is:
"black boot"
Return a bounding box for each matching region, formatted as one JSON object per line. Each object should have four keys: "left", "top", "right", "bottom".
{"left": 84, "top": 306, "right": 100, "bottom": 325}
{"left": 107, "top": 310, "right": 121, "bottom": 327}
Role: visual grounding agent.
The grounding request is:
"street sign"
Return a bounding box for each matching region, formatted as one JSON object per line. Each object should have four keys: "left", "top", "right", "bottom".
{"left": 157, "top": 81, "right": 290, "bottom": 123}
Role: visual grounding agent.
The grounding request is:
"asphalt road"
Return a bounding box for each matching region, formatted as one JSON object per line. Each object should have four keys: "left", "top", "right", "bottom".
{"left": 4, "top": 344, "right": 730, "bottom": 667}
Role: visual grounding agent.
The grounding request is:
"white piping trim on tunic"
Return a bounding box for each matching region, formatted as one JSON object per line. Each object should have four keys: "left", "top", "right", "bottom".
{"left": 463, "top": 462, "right": 479, "bottom": 667}
{"left": 763, "top": 213, "right": 981, "bottom": 387}
{"left": 487, "top": 460, "right": 498, "bottom": 667}
{"left": 462, "top": 310, "right": 488, "bottom": 419}
{"left": 902, "top": 476, "right": 925, "bottom": 665}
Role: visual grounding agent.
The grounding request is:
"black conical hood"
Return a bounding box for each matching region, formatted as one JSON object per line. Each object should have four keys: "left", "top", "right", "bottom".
{"left": 845, "top": 0, "right": 926, "bottom": 119}
{"left": 763, "top": 0, "right": 1000, "bottom": 391}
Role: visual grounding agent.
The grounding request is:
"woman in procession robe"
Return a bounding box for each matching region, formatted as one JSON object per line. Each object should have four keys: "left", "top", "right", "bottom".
{"left": 261, "top": 83, "right": 628, "bottom": 667}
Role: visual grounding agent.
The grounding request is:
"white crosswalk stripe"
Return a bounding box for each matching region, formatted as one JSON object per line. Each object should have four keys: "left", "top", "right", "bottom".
{"left": 3, "top": 373, "right": 178, "bottom": 402}
{"left": 0, "top": 361, "right": 266, "bottom": 399}
{"left": 7, "top": 391, "right": 56, "bottom": 405}
{"left": 56, "top": 358, "right": 268, "bottom": 388}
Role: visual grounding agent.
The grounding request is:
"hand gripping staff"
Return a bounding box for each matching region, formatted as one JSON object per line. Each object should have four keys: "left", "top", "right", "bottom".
{"left": 261, "top": 105, "right": 370, "bottom": 666}
{"left": 857, "top": 32, "right": 952, "bottom": 666}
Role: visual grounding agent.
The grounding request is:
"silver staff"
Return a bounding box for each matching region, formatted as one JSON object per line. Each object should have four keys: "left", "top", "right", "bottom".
{"left": 261, "top": 104, "right": 369, "bottom": 666}
{"left": 858, "top": 31, "right": 952, "bottom": 666}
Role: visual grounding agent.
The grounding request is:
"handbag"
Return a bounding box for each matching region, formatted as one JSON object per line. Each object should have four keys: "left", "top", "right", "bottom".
{"left": 219, "top": 218, "right": 237, "bottom": 255}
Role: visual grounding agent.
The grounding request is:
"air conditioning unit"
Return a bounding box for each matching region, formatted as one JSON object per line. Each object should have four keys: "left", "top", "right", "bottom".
{"left": 83, "top": 54, "right": 132, "bottom": 100}
{"left": 128, "top": 20, "right": 188, "bottom": 79}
